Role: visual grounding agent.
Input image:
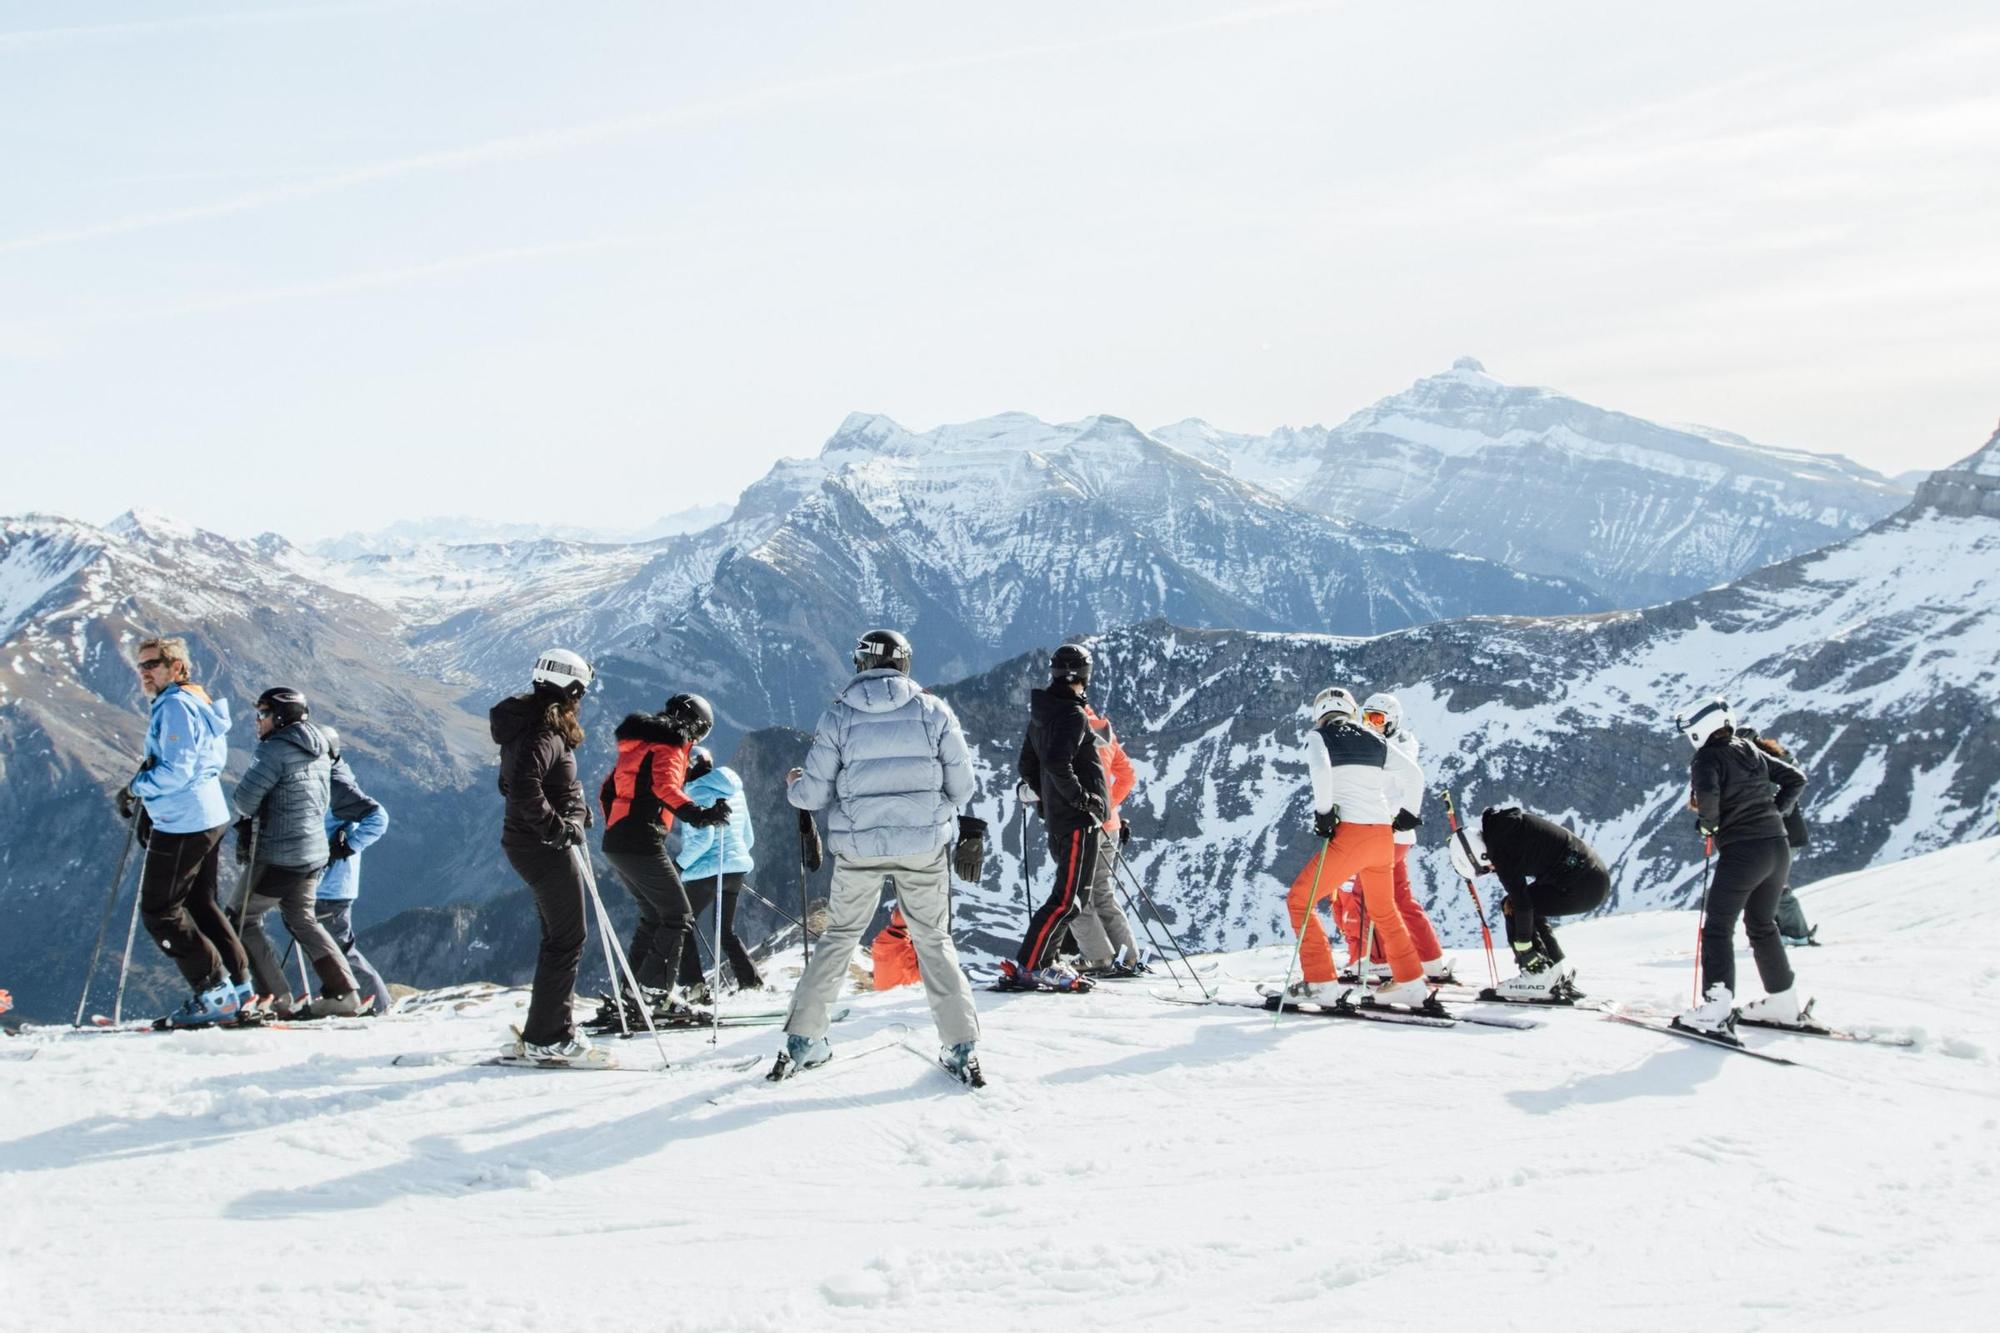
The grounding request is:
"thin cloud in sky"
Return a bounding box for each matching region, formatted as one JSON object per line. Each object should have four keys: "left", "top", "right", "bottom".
{"left": 0, "top": 0, "right": 458, "bottom": 52}
{"left": 0, "top": 0, "right": 1349, "bottom": 257}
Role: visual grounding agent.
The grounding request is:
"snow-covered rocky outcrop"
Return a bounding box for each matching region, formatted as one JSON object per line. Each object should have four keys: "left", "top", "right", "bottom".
{"left": 1157, "top": 358, "right": 1908, "bottom": 606}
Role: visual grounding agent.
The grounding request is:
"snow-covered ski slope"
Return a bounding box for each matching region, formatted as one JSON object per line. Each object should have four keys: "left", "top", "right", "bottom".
{"left": 5, "top": 839, "right": 1996, "bottom": 1332}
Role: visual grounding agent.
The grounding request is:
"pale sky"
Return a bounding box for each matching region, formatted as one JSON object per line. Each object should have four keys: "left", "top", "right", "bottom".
{"left": 2, "top": 1, "right": 1996, "bottom": 540}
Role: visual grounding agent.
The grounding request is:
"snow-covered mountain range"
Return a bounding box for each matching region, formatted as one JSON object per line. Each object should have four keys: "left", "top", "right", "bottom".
{"left": 1157, "top": 358, "right": 1908, "bottom": 606}
{"left": 931, "top": 423, "right": 1999, "bottom": 961}
{"left": 0, "top": 397, "right": 1972, "bottom": 1020}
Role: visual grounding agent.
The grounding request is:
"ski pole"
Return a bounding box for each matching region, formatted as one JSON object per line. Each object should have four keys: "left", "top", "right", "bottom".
{"left": 1439, "top": 788, "right": 1501, "bottom": 989}
{"left": 797, "top": 813, "right": 814, "bottom": 969}
{"left": 737, "top": 880, "right": 805, "bottom": 933}
{"left": 1693, "top": 836, "right": 1712, "bottom": 1006}
{"left": 1107, "top": 836, "right": 1210, "bottom": 1000}
{"left": 1102, "top": 836, "right": 1184, "bottom": 994}
{"left": 75, "top": 818, "right": 142, "bottom": 1027}
{"left": 1019, "top": 802, "right": 1032, "bottom": 932}
{"left": 572, "top": 845, "right": 671, "bottom": 1069}
{"left": 1274, "top": 840, "right": 1333, "bottom": 1024}
{"left": 712, "top": 838, "right": 726, "bottom": 1048}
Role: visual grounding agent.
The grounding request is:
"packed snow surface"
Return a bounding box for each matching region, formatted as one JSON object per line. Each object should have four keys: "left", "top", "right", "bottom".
{"left": 4, "top": 839, "right": 1998, "bottom": 1331}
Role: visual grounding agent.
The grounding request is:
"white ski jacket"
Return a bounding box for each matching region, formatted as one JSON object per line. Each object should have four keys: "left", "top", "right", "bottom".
{"left": 1386, "top": 727, "right": 1423, "bottom": 846}
{"left": 1303, "top": 718, "right": 1420, "bottom": 828}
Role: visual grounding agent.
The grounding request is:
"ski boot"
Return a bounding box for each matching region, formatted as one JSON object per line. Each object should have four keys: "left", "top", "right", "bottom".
{"left": 1025, "top": 963, "right": 1091, "bottom": 992}
{"left": 1279, "top": 979, "right": 1349, "bottom": 1006}
{"left": 1337, "top": 959, "right": 1388, "bottom": 986}
{"left": 1738, "top": 986, "right": 1808, "bottom": 1028}
{"left": 1491, "top": 949, "right": 1565, "bottom": 1000}
{"left": 1368, "top": 975, "right": 1434, "bottom": 1010}
{"left": 767, "top": 1033, "right": 831, "bottom": 1082}
{"left": 160, "top": 982, "right": 241, "bottom": 1029}
{"left": 1422, "top": 955, "right": 1459, "bottom": 985}
{"left": 519, "top": 1032, "right": 615, "bottom": 1068}
{"left": 940, "top": 1040, "right": 986, "bottom": 1089}
{"left": 308, "top": 990, "right": 365, "bottom": 1018}
{"left": 1675, "top": 983, "right": 1738, "bottom": 1036}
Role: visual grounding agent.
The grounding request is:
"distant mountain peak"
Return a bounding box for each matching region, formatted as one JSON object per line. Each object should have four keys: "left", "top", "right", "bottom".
{"left": 106, "top": 507, "right": 199, "bottom": 543}
{"left": 1449, "top": 355, "right": 1488, "bottom": 375}
{"left": 1911, "top": 420, "right": 2000, "bottom": 518}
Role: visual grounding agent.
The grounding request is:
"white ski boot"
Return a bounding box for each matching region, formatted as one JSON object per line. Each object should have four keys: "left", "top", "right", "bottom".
{"left": 940, "top": 1040, "right": 985, "bottom": 1088}
{"left": 1422, "top": 956, "right": 1458, "bottom": 984}
{"left": 1281, "top": 980, "right": 1349, "bottom": 1006}
{"left": 1675, "top": 983, "right": 1737, "bottom": 1036}
{"left": 308, "top": 990, "right": 365, "bottom": 1018}
{"left": 520, "top": 1033, "right": 615, "bottom": 1068}
{"left": 1738, "top": 986, "right": 1808, "bottom": 1027}
{"left": 1494, "top": 962, "right": 1564, "bottom": 1000}
{"left": 1370, "top": 975, "right": 1433, "bottom": 1010}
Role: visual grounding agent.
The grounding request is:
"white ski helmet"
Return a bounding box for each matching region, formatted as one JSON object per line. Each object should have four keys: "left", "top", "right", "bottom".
{"left": 1310, "top": 686, "right": 1359, "bottom": 724}
{"left": 1360, "top": 692, "right": 1403, "bottom": 736}
{"left": 531, "top": 648, "right": 594, "bottom": 700}
{"left": 1448, "top": 825, "right": 1491, "bottom": 880}
{"left": 1674, "top": 695, "right": 1734, "bottom": 748}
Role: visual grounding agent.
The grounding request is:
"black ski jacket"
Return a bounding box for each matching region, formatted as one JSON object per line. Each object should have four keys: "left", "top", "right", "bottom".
{"left": 1018, "top": 687, "right": 1106, "bottom": 834}
{"left": 491, "top": 693, "right": 586, "bottom": 849}
{"left": 1689, "top": 733, "right": 1805, "bottom": 847}
{"left": 1480, "top": 807, "right": 1604, "bottom": 899}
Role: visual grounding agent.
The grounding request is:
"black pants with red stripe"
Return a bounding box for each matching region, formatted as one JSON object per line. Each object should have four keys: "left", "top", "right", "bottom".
{"left": 1018, "top": 823, "right": 1099, "bottom": 971}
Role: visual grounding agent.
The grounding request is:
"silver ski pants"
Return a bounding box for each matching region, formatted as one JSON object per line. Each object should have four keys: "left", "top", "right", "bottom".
{"left": 1067, "top": 835, "right": 1138, "bottom": 965}
{"left": 784, "top": 850, "right": 979, "bottom": 1046}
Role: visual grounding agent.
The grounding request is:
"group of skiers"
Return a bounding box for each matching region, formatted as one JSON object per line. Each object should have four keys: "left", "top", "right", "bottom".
{"left": 111, "top": 637, "right": 393, "bottom": 1028}
{"left": 91, "top": 625, "right": 1821, "bottom": 1072}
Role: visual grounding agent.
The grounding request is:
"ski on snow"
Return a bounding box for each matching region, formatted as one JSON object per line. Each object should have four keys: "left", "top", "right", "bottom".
{"left": 1600, "top": 1010, "right": 1799, "bottom": 1065}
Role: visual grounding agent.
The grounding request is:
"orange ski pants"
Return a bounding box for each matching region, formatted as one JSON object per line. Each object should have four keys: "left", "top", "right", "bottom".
{"left": 1288, "top": 822, "right": 1419, "bottom": 984}
{"left": 1339, "top": 844, "right": 1443, "bottom": 965}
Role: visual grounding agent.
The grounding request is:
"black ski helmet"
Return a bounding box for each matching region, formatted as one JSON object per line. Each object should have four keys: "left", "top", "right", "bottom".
{"left": 661, "top": 692, "right": 714, "bottom": 742}
{"left": 854, "top": 628, "right": 913, "bottom": 674}
{"left": 687, "top": 746, "right": 714, "bottom": 781}
{"left": 1049, "top": 642, "right": 1092, "bottom": 687}
{"left": 256, "top": 687, "right": 309, "bottom": 726}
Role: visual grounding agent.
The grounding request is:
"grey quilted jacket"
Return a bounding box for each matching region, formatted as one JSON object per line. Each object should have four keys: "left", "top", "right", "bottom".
{"left": 231, "top": 719, "right": 333, "bottom": 869}
{"left": 788, "top": 670, "right": 974, "bottom": 858}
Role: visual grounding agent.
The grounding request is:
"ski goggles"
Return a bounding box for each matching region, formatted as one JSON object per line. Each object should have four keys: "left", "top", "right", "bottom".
{"left": 1363, "top": 709, "right": 1390, "bottom": 727}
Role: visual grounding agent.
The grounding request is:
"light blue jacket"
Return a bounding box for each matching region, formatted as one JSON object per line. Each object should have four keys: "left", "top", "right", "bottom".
{"left": 130, "top": 683, "right": 232, "bottom": 834}
{"left": 317, "top": 755, "right": 390, "bottom": 901}
{"left": 788, "top": 670, "right": 974, "bottom": 858}
{"left": 676, "top": 767, "right": 755, "bottom": 881}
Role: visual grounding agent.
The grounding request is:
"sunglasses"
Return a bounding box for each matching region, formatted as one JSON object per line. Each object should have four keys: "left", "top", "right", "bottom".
{"left": 136, "top": 657, "right": 168, "bottom": 671}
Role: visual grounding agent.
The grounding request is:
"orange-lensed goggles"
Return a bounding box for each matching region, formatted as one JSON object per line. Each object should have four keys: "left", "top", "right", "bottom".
{"left": 1363, "top": 709, "right": 1389, "bottom": 726}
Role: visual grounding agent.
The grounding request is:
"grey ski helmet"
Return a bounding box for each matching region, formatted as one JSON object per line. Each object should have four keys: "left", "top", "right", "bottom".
{"left": 1050, "top": 642, "right": 1092, "bottom": 686}
{"left": 853, "top": 629, "right": 913, "bottom": 674}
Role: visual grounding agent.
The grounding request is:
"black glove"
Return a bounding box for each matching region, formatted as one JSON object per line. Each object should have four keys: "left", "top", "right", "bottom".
{"left": 1085, "top": 792, "right": 1107, "bottom": 823}
{"left": 583, "top": 804, "right": 594, "bottom": 829}
{"left": 1392, "top": 809, "right": 1422, "bottom": 833}
{"left": 1118, "top": 821, "right": 1131, "bottom": 847}
{"left": 234, "top": 818, "right": 255, "bottom": 866}
{"left": 327, "top": 828, "right": 355, "bottom": 861}
{"left": 679, "top": 800, "right": 730, "bottom": 829}
{"left": 557, "top": 817, "right": 587, "bottom": 848}
{"left": 953, "top": 815, "right": 988, "bottom": 884}
{"left": 116, "top": 788, "right": 139, "bottom": 820}
{"left": 1312, "top": 808, "right": 1340, "bottom": 840}
{"left": 798, "top": 809, "right": 824, "bottom": 873}
{"left": 135, "top": 808, "right": 153, "bottom": 849}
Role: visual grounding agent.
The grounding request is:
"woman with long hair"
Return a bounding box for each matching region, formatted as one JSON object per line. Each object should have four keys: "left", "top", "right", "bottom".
{"left": 490, "top": 649, "right": 606, "bottom": 1066}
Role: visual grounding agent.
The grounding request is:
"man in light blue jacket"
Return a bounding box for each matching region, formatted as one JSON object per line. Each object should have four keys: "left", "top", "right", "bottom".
{"left": 121, "top": 635, "right": 250, "bottom": 1027}
{"left": 314, "top": 732, "right": 394, "bottom": 1015}
{"left": 675, "top": 748, "right": 763, "bottom": 993}
{"left": 771, "top": 629, "right": 984, "bottom": 1086}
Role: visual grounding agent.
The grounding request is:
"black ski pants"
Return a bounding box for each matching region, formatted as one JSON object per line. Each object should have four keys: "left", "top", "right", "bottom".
{"left": 681, "top": 870, "right": 763, "bottom": 989}
{"left": 605, "top": 845, "right": 693, "bottom": 995}
{"left": 506, "top": 842, "right": 588, "bottom": 1046}
{"left": 139, "top": 823, "right": 249, "bottom": 992}
{"left": 1018, "top": 823, "right": 1098, "bottom": 971}
{"left": 1501, "top": 860, "right": 1610, "bottom": 963}
{"left": 1701, "top": 835, "right": 1795, "bottom": 1000}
